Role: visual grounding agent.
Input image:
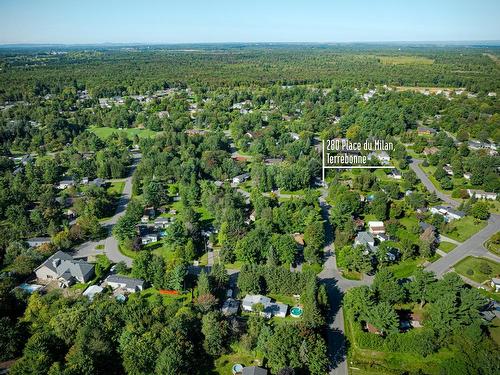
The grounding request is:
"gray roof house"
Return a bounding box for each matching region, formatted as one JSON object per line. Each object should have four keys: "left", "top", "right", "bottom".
{"left": 241, "top": 294, "right": 288, "bottom": 318}
{"left": 27, "top": 237, "right": 51, "bottom": 248}
{"left": 104, "top": 274, "right": 145, "bottom": 293}
{"left": 154, "top": 217, "right": 171, "bottom": 229}
{"left": 354, "top": 231, "right": 377, "bottom": 253}
{"left": 35, "top": 251, "right": 94, "bottom": 287}
{"left": 242, "top": 366, "right": 268, "bottom": 375}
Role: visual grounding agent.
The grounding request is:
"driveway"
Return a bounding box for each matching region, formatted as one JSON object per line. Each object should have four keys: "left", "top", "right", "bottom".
{"left": 72, "top": 154, "right": 141, "bottom": 267}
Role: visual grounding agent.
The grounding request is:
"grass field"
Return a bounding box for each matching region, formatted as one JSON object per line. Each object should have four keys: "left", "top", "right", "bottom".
{"left": 89, "top": 126, "right": 157, "bottom": 140}
{"left": 386, "top": 258, "right": 424, "bottom": 278}
{"left": 107, "top": 180, "right": 125, "bottom": 196}
{"left": 443, "top": 216, "right": 487, "bottom": 242}
{"left": 377, "top": 56, "right": 434, "bottom": 65}
{"left": 438, "top": 241, "right": 457, "bottom": 253}
{"left": 214, "top": 342, "right": 262, "bottom": 375}
{"left": 454, "top": 256, "right": 500, "bottom": 284}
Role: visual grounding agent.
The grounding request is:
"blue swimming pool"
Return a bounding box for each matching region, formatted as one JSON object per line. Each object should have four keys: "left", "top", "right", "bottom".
{"left": 18, "top": 283, "right": 42, "bottom": 293}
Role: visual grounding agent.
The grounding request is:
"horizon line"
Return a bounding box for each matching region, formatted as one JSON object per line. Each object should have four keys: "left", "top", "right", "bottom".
{"left": 0, "top": 40, "right": 500, "bottom": 47}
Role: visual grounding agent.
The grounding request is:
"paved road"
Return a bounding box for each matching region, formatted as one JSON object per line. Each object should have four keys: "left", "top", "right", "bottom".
{"left": 317, "top": 190, "right": 373, "bottom": 375}
{"left": 408, "top": 157, "right": 500, "bottom": 276}
{"left": 72, "top": 154, "right": 141, "bottom": 267}
{"left": 409, "top": 158, "right": 459, "bottom": 207}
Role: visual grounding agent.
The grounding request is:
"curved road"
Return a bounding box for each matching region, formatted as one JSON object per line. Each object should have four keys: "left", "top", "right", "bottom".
{"left": 72, "top": 154, "right": 141, "bottom": 267}
{"left": 409, "top": 158, "right": 500, "bottom": 276}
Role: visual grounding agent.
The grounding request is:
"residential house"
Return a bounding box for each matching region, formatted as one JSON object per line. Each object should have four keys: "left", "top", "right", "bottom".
{"left": 241, "top": 294, "right": 288, "bottom": 318}
{"left": 290, "top": 132, "right": 300, "bottom": 140}
{"left": 27, "top": 237, "right": 51, "bottom": 248}
{"left": 429, "top": 206, "right": 465, "bottom": 222}
{"left": 368, "top": 221, "right": 385, "bottom": 235}
{"left": 83, "top": 285, "right": 103, "bottom": 301}
{"left": 232, "top": 173, "right": 250, "bottom": 185}
{"left": 141, "top": 233, "right": 159, "bottom": 245}
{"left": 389, "top": 169, "right": 402, "bottom": 180}
{"left": 35, "top": 251, "right": 94, "bottom": 287}
{"left": 104, "top": 274, "right": 145, "bottom": 293}
{"left": 89, "top": 178, "right": 106, "bottom": 188}
{"left": 154, "top": 217, "right": 170, "bottom": 229}
{"left": 368, "top": 151, "right": 391, "bottom": 165}
{"left": 463, "top": 172, "right": 471, "bottom": 180}
{"left": 354, "top": 231, "right": 376, "bottom": 253}
{"left": 468, "top": 140, "right": 487, "bottom": 150}
{"left": 491, "top": 278, "right": 500, "bottom": 293}
{"left": 443, "top": 165, "right": 454, "bottom": 176}
{"left": 467, "top": 189, "right": 498, "bottom": 200}
{"left": 417, "top": 126, "right": 437, "bottom": 135}
{"left": 242, "top": 366, "right": 268, "bottom": 375}
{"left": 141, "top": 215, "right": 150, "bottom": 224}
{"left": 221, "top": 298, "right": 240, "bottom": 316}
{"left": 57, "top": 179, "right": 75, "bottom": 190}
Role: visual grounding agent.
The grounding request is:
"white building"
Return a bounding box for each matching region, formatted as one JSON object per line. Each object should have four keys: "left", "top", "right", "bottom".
{"left": 241, "top": 294, "right": 288, "bottom": 318}
{"left": 368, "top": 221, "right": 385, "bottom": 235}
{"left": 104, "top": 275, "right": 144, "bottom": 293}
{"left": 429, "top": 206, "right": 465, "bottom": 222}
{"left": 467, "top": 189, "right": 497, "bottom": 201}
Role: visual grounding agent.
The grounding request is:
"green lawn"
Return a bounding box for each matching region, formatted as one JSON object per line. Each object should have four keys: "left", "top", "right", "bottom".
{"left": 214, "top": 342, "right": 262, "bottom": 375}
{"left": 443, "top": 216, "right": 487, "bottom": 242}
{"left": 342, "top": 270, "right": 363, "bottom": 280}
{"left": 89, "top": 126, "right": 157, "bottom": 140}
{"left": 386, "top": 258, "right": 424, "bottom": 278}
{"left": 438, "top": 241, "right": 457, "bottom": 253}
{"left": 454, "top": 256, "right": 500, "bottom": 284}
{"left": 268, "top": 293, "right": 299, "bottom": 306}
{"left": 107, "top": 180, "right": 125, "bottom": 196}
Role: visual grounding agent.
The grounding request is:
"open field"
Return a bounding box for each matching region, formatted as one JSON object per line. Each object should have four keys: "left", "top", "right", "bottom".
{"left": 377, "top": 55, "right": 434, "bottom": 65}
{"left": 438, "top": 241, "right": 457, "bottom": 253}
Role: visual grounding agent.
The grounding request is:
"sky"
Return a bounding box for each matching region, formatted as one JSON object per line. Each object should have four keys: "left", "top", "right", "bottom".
{"left": 0, "top": 0, "right": 499, "bottom": 44}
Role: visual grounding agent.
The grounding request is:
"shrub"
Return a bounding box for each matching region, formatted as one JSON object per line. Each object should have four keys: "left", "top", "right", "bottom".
{"left": 466, "top": 268, "right": 474, "bottom": 276}
{"left": 479, "top": 262, "right": 492, "bottom": 275}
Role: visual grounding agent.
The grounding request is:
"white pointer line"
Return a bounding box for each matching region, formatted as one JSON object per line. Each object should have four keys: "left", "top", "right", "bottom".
{"left": 324, "top": 166, "right": 395, "bottom": 169}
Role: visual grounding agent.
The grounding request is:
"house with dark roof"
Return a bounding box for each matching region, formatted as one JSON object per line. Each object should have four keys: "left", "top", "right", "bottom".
{"left": 242, "top": 366, "right": 268, "bottom": 375}
{"left": 104, "top": 274, "right": 145, "bottom": 293}
{"left": 35, "top": 251, "right": 94, "bottom": 287}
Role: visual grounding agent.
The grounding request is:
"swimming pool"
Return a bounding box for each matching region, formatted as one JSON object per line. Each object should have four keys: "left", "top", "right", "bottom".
{"left": 18, "top": 283, "right": 43, "bottom": 293}
{"left": 290, "top": 306, "right": 303, "bottom": 318}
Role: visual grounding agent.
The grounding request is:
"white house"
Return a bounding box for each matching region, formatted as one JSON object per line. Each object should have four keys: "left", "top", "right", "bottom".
{"left": 368, "top": 221, "right": 385, "bottom": 235}
{"left": 368, "top": 151, "right": 391, "bottom": 165}
{"left": 83, "top": 285, "right": 103, "bottom": 301}
{"left": 141, "top": 233, "right": 159, "bottom": 245}
{"left": 467, "top": 189, "right": 497, "bottom": 201}
{"left": 491, "top": 278, "right": 500, "bottom": 293}
{"left": 154, "top": 217, "right": 170, "bottom": 229}
{"left": 104, "top": 274, "right": 144, "bottom": 293}
{"left": 141, "top": 215, "right": 150, "bottom": 224}
{"left": 241, "top": 294, "right": 288, "bottom": 318}
{"left": 389, "top": 169, "right": 402, "bottom": 180}
{"left": 57, "top": 179, "right": 75, "bottom": 190}
{"left": 429, "top": 206, "right": 465, "bottom": 222}
{"left": 232, "top": 173, "right": 250, "bottom": 185}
